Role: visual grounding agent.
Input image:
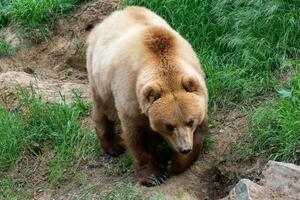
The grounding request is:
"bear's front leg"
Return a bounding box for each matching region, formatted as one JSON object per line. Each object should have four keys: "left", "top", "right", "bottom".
{"left": 120, "top": 115, "right": 168, "bottom": 186}
{"left": 169, "top": 119, "right": 208, "bottom": 174}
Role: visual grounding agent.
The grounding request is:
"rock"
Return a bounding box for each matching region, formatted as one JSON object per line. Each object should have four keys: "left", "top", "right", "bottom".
{"left": 221, "top": 161, "right": 300, "bottom": 200}
{"left": 222, "top": 179, "right": 277, "bottom": 200}
{"left": 0, "top": 71, "right": 90, "bottom": 106}
{"left": 262, "top": 161, "right": 300, "bottom": 199}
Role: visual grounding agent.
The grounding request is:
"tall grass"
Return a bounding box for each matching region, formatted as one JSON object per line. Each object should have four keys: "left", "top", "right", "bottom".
{"left": 0, "top": 0, "right": 11, "bottom": 27}
{"left": 122, "top": 0, "right": 300, "bottom": 107}
{"left": 249, "top": 69, "right": 300, "bottom": 164}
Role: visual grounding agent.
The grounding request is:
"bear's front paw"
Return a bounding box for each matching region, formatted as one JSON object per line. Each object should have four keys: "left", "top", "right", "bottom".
{"left": 104, "top": 144, "right": 126, "bottom": 157}
{"left": 138, "top": 172, "right": 169, "bottom": 187}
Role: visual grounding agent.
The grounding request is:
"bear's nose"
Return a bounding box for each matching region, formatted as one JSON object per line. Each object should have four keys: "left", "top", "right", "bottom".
{"left": 180, "top": 148, "right": 191, "bottom": 154}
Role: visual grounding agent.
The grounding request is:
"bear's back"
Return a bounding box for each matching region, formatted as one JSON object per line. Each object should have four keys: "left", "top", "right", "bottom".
{"left": 86, "top": 6, "right": 205, "bottom": 118}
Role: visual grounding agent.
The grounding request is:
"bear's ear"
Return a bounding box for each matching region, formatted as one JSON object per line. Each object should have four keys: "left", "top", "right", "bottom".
{"left": 141, "top": 83, "right": 161, "bottom": 113}
{"left": 181, "top": 75, "right": 200, "bottom": 93}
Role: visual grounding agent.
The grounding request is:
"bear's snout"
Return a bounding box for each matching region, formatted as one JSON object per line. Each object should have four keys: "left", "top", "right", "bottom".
{"left": 176, "top": 128, "right": 193, "bottom": 154}
{"left": 179, "top": 147, "right": 191, "bottom": 154}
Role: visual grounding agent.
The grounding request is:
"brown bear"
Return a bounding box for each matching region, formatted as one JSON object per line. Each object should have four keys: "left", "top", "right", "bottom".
{"left": 86, "top": 6, "right": 209, "bottom": 186}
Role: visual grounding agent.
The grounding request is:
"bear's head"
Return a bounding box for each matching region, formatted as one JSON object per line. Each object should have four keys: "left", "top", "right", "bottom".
{"left": 140, "top": 75, "right": 208, "bottom": 154}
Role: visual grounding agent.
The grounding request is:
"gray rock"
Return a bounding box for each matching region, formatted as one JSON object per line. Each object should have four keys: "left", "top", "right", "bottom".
{"left": 222, "top": 179, "right": 278, "bottom": 200}
{"left": 221, "top": 161, "right": 300, "bottom": 200}
{"left": 262, "top": 161, "right": 300, "bottom": 199}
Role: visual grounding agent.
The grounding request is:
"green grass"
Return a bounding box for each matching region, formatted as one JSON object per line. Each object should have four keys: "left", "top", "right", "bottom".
{"left": 0, "top": 0, "right": 11, "bottom": 27}
{"left": 121, "top": 0, "right": 300, "bottom": 108}
{"left": 249, "top": 68, "right": 300, "bottom": 164}
{"left": 104, "top": 184, "right": 167, "bottom": 200}
{"left": 0, "top": 86, "right": 99, "bottom": 198}
{"left": 0, "top": 172, "right": 32, "bottom": 199}
{"left": 0, "top": 38, "right": 19, "bottom": 56}
{"left": 0, "top": 0, "right": 87, "bottom": 41}
{"left": 104, "top": 154, "right": 133, "bottom": 176}
{"left": 104, "top": 185, "right": 139, "bottom": 200}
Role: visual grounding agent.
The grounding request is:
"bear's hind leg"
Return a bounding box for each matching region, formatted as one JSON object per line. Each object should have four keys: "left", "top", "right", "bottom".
{"left": 92, "top": 92, "right": 125, "bottom": 157}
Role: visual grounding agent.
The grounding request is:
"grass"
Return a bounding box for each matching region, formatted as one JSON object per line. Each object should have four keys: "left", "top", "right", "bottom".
{"left": 104, "top": 184, "right": 167, "bottom": 200}
{"left": 0, "top": 0, "right": 10, "bottom": 27}
{"left": 104, "top": 185, "right": 139, "bottom": 200}
{"left": 104, "top": 154, "right": 133, "bottom": 176}
{"left": 0, "top": 38, "right": 19, "bottom": 56}
{"left": 249, "top": 68, "right": 300, "bottom": 164}
{"left": 0, "top": 86, "right": 99, "bottom": 198}
{"left": 0, "top": 0, "right": 88, "bottom": 41}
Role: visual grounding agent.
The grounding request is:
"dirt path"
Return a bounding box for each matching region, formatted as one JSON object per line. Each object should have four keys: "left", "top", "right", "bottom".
{"left": 0, "top": 1, "right": 256, "bottom": 199}
{"left": 29, "top": 107, "right": 248, "bottom": 200}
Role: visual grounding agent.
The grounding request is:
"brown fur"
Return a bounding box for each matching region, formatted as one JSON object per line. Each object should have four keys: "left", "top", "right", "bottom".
{"left": 87, "top": 6, "right": 209, "bottom": 186}
{"left": 144, "top": 26, "right": 176, "bottom": 55}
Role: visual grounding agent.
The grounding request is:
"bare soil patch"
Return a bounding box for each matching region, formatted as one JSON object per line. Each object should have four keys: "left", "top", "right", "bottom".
{"left": 0, "top": 0, "right": 120, "bottom": 82}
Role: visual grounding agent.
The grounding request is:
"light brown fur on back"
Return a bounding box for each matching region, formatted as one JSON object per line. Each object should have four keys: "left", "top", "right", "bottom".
{"left": 143, "top": 26, "right": 181, "bottom": 92}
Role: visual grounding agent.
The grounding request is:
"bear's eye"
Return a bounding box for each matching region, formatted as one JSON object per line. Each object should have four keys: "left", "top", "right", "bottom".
{"left": 186, "top": 120, "right": 194, "bottom": 128}
{"left": 165, "top": 123, "right": 175, "bottom": 132}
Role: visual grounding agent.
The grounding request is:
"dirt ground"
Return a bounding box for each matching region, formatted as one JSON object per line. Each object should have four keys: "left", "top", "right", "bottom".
{"left": 29, "top": 108, "right": 252, "bottom": 200}
{"left": 0, "top": 1, "right": 266, "bottom": 199}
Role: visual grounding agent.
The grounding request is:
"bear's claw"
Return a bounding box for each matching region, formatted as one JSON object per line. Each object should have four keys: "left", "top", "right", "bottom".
{"left": 139, "top": 172, "right": 169, "bottom": 187}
